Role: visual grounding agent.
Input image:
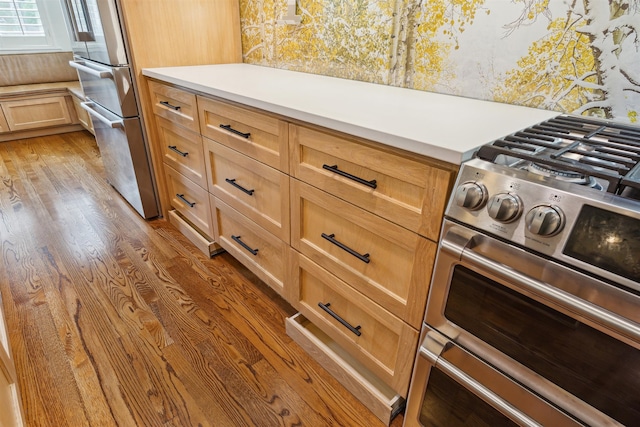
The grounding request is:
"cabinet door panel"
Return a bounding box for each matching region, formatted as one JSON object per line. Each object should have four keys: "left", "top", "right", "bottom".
{"left": 291, "top": 180, "right": 435, "bottom": 328}
{"left": 2, "top": 96, "right": 72, "bottom": 131}
{"left": 289, "top": 250, "right": 418, "bottom": 397}
{"left": 205, "top": 138, "right": 289, "bottom": 243}
{"left": 149, "top": 80, "right": 199, "bottom": 132}
{"left": 290, "top": 124, "right": 457, "bottom": 241}
{"left": 165, "top": 166, "right": 213, "bottom": 239}
{"left": 213, "top": 198, "right": 288, "bottom": 296}
{"left": 158, "top": 117, "right": 207, "bottom": 189}
{"left": 198, "top": 96, "right": 288, "bottom": 172}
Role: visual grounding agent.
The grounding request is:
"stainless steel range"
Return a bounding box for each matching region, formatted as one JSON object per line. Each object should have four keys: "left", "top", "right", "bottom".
{"left": 404, "top": 115, "right": 640, "bottom": 426}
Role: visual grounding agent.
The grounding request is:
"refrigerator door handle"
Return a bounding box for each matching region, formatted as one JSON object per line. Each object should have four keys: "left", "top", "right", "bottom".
{"left": 81, "top": 102, "right": 124, "bottom": 128}
{"left": 69, "top": 60, "right": 113, "bottom": 79}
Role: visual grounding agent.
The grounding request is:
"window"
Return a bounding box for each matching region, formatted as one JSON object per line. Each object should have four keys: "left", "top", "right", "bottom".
{"left": 0, "top": 0, "right": 45, "bottom": 36}
{"left": 0, "top": 0, "right": 71, "bottom": 52}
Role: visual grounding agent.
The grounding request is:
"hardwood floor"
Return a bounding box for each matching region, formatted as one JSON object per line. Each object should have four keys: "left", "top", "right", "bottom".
{"left": 0, "top": 131, "right": 405, "bottom": 427}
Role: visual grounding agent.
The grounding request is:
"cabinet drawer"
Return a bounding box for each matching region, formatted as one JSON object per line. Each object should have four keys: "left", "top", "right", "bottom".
{"left": 149, "top": 80, "right": 199, "bottom": 132}
{"left": 158, "top": 116, "right": 207, "bottom": 189}
{"left": 290, "top": 251, "right": 418, "bottom": 396}
{"left": 290, "top": 124, "right": 457, "bottom": 241}
{"left": 165, "top": 166, "right": 213, "bottom": 238}
{"left": 205, "top": 138, "right": 290, "bottom": 243}
{"left": 198, "top": 96, "right": 288, "bottom": 172}
{"left": 291, "top": 180, "right": 435, "bottom": 329}
{"left": 213, "top": 198, "right": 288, "bottom": 296}
{"left": 2, "top": 96, "right": 73, "bottom": 131}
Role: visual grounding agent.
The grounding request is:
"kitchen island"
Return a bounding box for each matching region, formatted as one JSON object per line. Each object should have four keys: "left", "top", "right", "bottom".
{"left": 141, "top": 63, "right": 558, "bottom": 424}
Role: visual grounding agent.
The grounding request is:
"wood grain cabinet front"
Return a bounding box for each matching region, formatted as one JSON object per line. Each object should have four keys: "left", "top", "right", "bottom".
{"left": 290, "top": 124, "right": 457, "bottom": 242}
{"left": 149, "top": 80, "right": 199, "bottom": 133}
{"left": 204, "top": 137, "right": 290, "bottom": 243}
{"left": 213, "top": 198, "right": 289, "bottom": 296}
{"left": 157, "top": 116, "right": 207, "bottom": 189}
{"left": 289, "top": 250, "right": 418, "bottom": 397}
{"left": 291, "top": 180, "right": 436, "bottom": 329}
{"left": 165, "top": 166, "right": 214, "bottom": 239}
{"left": 198, "top": 96, "right": 289, "bottom": 172}
{"left": 1, "top": 96, "right": 74, "bottom": 132}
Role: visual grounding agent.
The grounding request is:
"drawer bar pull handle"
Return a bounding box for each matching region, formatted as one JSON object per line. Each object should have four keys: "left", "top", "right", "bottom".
{"left": 225, "top": 178, "right": 255, "bottom": 196}
{"left": 160, "top": 101, "right": 181, "bottom": 111}
{"left": 168, "top": 145, "right": 188, "bottom": 157}
{"left": 321, "top": 233, "right": 370, "bottom": 264}
{"left": 231, "top": 235, "right": 259, "bottom": 255}
{"left": 322, "top": 164, "right": 377, "bottom": 189}
{"left": 176, "top": 193, "right": 195, "bottom": 207}
{"left": 318, "top": 302, "right": 362, "bottom": 336}
{"left": 220, "top": 124, "right": 251, "bottom": 139}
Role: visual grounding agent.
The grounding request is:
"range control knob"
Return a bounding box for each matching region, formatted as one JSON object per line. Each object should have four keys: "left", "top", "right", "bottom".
{"left": 454, "top": 182, "right": 487, "bottom": 210}
{"left": 525, "top": 205, "right": 565, "bottom": 236}
{"left": 486, "top": 193, "right": 522, "bottom": 223}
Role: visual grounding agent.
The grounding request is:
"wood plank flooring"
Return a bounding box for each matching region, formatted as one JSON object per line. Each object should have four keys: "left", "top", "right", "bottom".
{"left": 0, "top": 131, "right": 405, "bottom": 427}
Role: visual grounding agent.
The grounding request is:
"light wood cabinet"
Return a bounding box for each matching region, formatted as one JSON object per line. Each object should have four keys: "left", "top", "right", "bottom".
{"left": 204, "top": 138, "right": 290, "bottom": 243}
{"left": 149, "top": 81, "right": 200, "bottom": 133}
{"left": 1, "top": 95, "right": 75, "bottom": 132}
{"left": 157, "top": 117, "right": 207, "bottom": 189}
{"left": 146, "top": 77, "right": 458, "bottom": 425}
{"left": 290, "top": 124, "right": 456, "bottom": 241}
{"left": 213, "top": 199, "right": 289, "bottom": 295}
{"left": 2, "top": 96, "right": 72, "bottom": 131}
{"left": 289, "top": 251, "right": 418, "bottom": 397}
{"left": 149, "top": 81, "right": 218, "bottom": 255}
{"left": 198, "top": 96, "right": 289, "bottom": 172}
{"left": 165, "top": 165, "right": 214, "bottom": 241}
{"left": 0, "top": 294, "right": 24, "bottom": 427}
{"left": 291, "top": 180, "right": 436, "bottom": 328}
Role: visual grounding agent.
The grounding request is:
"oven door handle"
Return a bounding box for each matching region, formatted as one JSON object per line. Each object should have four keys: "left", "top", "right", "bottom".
{"left": 460, "top": 244, "right": 640, "bottom": 344}
{"left": 420, "top": 332, "right": 541, "bottom": 427}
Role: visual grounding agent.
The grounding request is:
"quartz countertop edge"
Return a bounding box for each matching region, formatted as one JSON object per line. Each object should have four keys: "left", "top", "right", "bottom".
{"left": 142, "top": 63, "right": 560, "bottom": 165}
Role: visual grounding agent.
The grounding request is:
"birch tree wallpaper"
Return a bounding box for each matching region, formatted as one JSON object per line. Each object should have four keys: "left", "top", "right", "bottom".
{"left": 239, "top": 0, "right": 640, "bottom": 123}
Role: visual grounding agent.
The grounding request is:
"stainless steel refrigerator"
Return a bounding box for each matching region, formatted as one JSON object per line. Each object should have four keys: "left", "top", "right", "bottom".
{"left": 61, "top": 0, "right": 159, "bottom": 219}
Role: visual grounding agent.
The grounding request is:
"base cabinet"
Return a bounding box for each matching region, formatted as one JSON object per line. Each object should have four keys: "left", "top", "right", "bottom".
{"left": 1, "top": 96, "right": 74, "bottom": 132}
{"left": 146, "top": 77, "right": 458, "bottom": 425}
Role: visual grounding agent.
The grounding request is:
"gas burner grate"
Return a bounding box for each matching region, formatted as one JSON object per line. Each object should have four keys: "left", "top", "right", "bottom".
{"left": 476, "top": 115, "right": 640, "bottom": 194}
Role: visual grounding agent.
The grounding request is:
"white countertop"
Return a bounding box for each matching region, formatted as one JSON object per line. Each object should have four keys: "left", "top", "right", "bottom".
{"left": 142, "top": 64, "right": 559, "bottom": 165}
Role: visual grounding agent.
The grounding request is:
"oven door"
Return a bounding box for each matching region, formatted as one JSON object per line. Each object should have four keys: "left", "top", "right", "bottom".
{"left": 404, "top": 326, "right": 583, "bottom": 427}
{"left": 424, "top": 220, "right": 640, "bottom": 426}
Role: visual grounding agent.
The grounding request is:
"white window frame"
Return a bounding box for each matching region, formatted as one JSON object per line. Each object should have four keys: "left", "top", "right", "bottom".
{"left": 0, "top": 0, "right": 71, "bottom": 53}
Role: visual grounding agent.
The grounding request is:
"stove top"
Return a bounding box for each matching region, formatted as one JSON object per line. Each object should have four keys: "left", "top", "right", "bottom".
{"left": 476, "top": 115, "right": 640, "bottom": 196}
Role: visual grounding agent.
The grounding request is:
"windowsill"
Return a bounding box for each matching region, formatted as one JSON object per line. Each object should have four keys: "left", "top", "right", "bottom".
{"left": 0, "top": 47, "right": 65, "bottom": 55}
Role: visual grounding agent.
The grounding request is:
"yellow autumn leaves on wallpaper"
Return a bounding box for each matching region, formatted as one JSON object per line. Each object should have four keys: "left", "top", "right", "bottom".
{"left": 239, "top": 0, "right": 640, "bottom": 123}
